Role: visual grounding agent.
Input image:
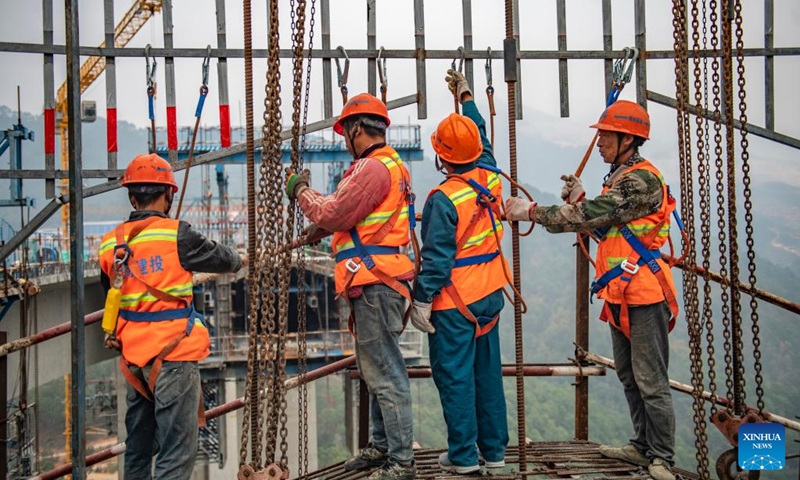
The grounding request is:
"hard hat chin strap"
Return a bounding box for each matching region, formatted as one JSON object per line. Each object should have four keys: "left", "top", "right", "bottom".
{"left": 612, "top": 132, "right": 634, "bottom": 166}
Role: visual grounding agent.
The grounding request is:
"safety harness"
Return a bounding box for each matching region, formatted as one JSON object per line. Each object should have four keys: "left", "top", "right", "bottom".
{"left": 589, "top": 188, "right": 685, "bottom": 339}
{"left": 111, "top": 216, "right": 207, "bottom": 427}
{"left": 334, "top": 154, "right": 420, "bottom": 336}
{"left": 441, "top": 163, "right": 526, "bottom": 338}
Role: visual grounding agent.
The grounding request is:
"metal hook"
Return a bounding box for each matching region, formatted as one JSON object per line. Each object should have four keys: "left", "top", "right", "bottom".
{"left": 145, "top": 44, "right": 157, "bottom": 88}
{"left": 621, "top": 47, "right": 638, "bottom": 84}
{"left": 485, "top": 47, "right": 493, "bottom": 87}
{"left": 335, "top": 46, "right": 350, "bottom": 88}
{"left": 452, "top": 46, "right": 465, "bottom": 73}
{"left": 377, "top": 47, "right": 387, "bottom": 87}
{"left": 202, "top": 45, "right": 211, "bottom": 86}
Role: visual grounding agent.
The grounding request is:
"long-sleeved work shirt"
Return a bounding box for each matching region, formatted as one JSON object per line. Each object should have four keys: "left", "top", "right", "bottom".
{"left": 532, "top": 152, "right": 665, "bottom": 234}
{"left": 100, "top": 210, "right": 242, "bottom": 293}
{"left": 414, "top": 100, "right": 498, "bottom": 304}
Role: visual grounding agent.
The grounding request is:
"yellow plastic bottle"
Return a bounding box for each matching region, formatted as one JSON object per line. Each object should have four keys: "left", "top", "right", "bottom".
{"left": 102, "top": 287, "right": 122, "bottom": 334}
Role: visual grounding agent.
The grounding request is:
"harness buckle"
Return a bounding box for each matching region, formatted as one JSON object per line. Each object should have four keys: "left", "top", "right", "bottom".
{"left": 620, "top": 260, "right": 639, "bottom": 275}
{"left": 345, "top": 259, "right": 361, "bottom": 273}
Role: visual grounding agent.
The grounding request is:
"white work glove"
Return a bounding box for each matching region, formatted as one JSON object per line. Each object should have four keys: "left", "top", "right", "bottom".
{"left": 445, "top": 69, "right": 472, "bottom": 102}
{"left": 504, "top": 196, "right": 535, "bottom": 222}
{"left": 410, "top": 300, "right": 435, "bottom": 334}
{"left": 560, "top": 174, "right": 585, "bottom": 204}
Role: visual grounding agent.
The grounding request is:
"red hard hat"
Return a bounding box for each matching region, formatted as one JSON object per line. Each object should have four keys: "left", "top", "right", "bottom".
{"left": 333, "top": 93, "right": 391, "bottom": 135}
{"left": 590, "top": 100, "right": 650, "bottom": 140}
{"left": 122, "top": 154, "right": 179, "bottom": 192}
{"left": 431, "top": 113, "right": 483, "bottom": 164}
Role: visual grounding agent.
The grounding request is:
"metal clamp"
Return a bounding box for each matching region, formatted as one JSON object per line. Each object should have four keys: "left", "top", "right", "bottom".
{"left": 612, "top": 46, "right": 638, "bottom": 86}
{"left": 201, "top": 45, "right": 211, "bottom": 87}
{"left": 485, "top": 47, "right": 493, "bottom": 88}
{"left": 620, "top": 260, "right": 640, "bottom": 275}
{"left": 345, "top": 258, "right": 361, "bottom": 274}
{"left": 145, "top": 44, "right": 157, "bottom": 91}
{"left": 335, "top": 46, "right": 350, "bottom": 103}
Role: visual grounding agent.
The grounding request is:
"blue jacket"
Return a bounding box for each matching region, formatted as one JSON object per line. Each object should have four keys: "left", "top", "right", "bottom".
{"left": 414, "top": 100, "right": 504, "bottom": 315}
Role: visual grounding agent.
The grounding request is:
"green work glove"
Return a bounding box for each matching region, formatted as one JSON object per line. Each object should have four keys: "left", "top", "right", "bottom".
{"left": 286, "top": 169, "right": 310, "bottom": 200}
{"left": 446, "top": 69, "right": 472, "bottom": 102}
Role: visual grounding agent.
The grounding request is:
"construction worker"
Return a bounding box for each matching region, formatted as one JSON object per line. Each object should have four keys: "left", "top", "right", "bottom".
{"left": 505, "top": 100, "right": 678, "bottom": 480}
{"left": 99, "top": 154, "right": 243, "bottom": 480}
{"left": 286, "top": 93, "right": 416, "bottom": 480}
{"left": 410, "top": 70, "right": 509, "bottom": 474}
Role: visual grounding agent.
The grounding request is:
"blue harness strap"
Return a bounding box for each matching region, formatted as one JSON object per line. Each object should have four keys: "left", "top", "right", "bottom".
{"left": 589, "top": 224, "right": 662, "bottom": 302}
{"left": 335, "top": 245, "right": 400, "bottom": 263}
{"left": 453, "top": 251, "right": 499, "bottom": 268}
{"left": 348, "top": 227, "right": 377, "bottom": 270}
{"left": 119, "top": 304, "right": 203, "bottom": 336}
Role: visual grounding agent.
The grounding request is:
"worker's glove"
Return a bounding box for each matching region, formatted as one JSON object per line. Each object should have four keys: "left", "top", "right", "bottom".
{"left": 410, "top": 300, "right": 435, "bottom": 334}
{"left": 237, "top": 249, "right": 249, "bottom": 268}
{"left": 286, "top": 169, "right": 311, "bottom": 200}
{"left": 560, "top": 174, "right": 585, "bottom": 204}
{"left": 104, "top": 333, "right": 121, "bottom": 351}
{"left": 446, "top": 69, "right": 472, "bottom": 102}
{"left": 302, "top": 224, "right": 328, "bottom": 247}
{"left": 504, "top": 196, "right": 536, "bottom": 222}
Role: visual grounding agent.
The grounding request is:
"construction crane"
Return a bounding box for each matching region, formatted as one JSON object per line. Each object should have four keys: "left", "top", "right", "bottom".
{"left": 54, "top": 0, "right": 163, "bottom": 236}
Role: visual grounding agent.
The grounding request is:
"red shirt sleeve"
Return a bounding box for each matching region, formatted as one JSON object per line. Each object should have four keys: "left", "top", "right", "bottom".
{"left": 297, "top": 158, "right": 392, "bottom": 232}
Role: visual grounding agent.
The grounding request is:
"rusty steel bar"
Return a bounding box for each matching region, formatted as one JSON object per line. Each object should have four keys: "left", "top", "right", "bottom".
{"left": 664, "top": 254, "right": 800, "bottom": 316}
{"left": 32, "top": 355, "right": 358, "bottom": 480}
{"left": 574, "top": 234, "right": 591, "bottom": 440}
{"left": 585, "top": 352, "right": 800, "bottom": 432}
{"left": 349, "top": 364, "right": 605, "bottom": 379}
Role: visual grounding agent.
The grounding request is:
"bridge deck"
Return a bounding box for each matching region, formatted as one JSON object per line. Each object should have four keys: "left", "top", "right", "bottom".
{"left": 305, "top": 443, "right": 699, "bottom": 480}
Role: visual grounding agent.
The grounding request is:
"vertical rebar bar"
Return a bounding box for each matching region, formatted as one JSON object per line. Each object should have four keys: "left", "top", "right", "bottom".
{"left": 557, "top": 0, "right": 569, "bottom": 117}
{"left": 321, "top": 0, "right": 332, "bottom": 118}
{"left": 634, "top": 0, "right": 647, "bottom": 108}
{"left": 602, "top": 0, "right": 613, "bottom": 93}
{"left": 367, "top": 0, "right": 377, "bottom": 97}
{"left": 504, "top": 0, "right": 526, "bottom": 470}
{"left": 413, "top": 0, "right": 427, "bottom": 119}
{"left": 462, "top": 0, "right": 474, "bottom": 87}
{"left": 65, "top": 0, "right": 86, "bottom": 477}
{"left": 764, "top": 0, "right": 774, "bottom": 131}
{"left": 104, "top": 0, "right": 117, "bottom": 177}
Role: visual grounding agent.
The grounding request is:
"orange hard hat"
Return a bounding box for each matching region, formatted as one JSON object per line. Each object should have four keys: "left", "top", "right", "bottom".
{"left": 590, "top": 99, "right": 650, "bottom": 140}
{"left": 122, "top": 153, "right": 179, "bottom": 192}
{"left": 333, "top": 93, "right": 391, "bottom": 135}
{"left": 430, "top": 113, "right": 483, "bottom": 164}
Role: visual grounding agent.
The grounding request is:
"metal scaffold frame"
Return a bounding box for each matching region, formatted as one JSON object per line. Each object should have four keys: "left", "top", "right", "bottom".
{"left": 0, "top": 0, "right": 799, "bottom": 478}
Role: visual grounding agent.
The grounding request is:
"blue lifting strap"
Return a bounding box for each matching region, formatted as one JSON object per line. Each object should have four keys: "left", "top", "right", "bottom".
{"left": 335, "top": 245, "right": 400, "bottom": 263}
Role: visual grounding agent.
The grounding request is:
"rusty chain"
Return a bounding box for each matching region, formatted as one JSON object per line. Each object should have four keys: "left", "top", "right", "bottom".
{"left": 733, "top": 0, "right": 764, "bottom": 415}
{"left": 672, "top": 1, "right": 709, "bottom": 477}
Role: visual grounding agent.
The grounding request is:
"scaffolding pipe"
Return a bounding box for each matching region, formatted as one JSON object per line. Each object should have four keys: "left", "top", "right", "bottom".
{"left": 30, "top": 355, "right": 358, "bottom": 480}
{"left": 349, "top": 364, "right": 606, "bottom": 379}
{"left": 585, "top": 352, "right": 800, "bottom": 433}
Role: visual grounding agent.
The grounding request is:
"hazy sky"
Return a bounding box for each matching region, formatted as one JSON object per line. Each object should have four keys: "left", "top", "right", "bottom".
{"left": 0, "top": 0, "right": 799, "bottom": 195}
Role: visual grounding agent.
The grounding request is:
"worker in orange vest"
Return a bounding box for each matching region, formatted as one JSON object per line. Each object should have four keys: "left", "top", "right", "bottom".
{"left": 99, "top": 154, "right": 243, "bottom": 480}
{"left": 286, "top": 93, "right": 416, "bottom": 480}
{"left": 411, "top": 70, "right": 510, "bottom": 474}
{"left": 505, "top": 100, "right": 678, "bottom": 480}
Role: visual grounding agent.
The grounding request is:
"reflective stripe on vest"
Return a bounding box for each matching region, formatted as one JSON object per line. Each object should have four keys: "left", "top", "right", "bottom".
{"left": 99, "top": 217, "right": 210, "bottom": 367}
{"left": 593, "top": 160, "right": 678, "bottom": 309}
{"left": 430, "top": 167, "right": 509, "bottom": 312}
{"left": 331, "top": 146, "right": 414, "bottom": 293}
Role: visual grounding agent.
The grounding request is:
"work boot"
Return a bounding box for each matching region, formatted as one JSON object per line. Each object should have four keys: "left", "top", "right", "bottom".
{"left": 367, "top": 459, "right": 416, "bottom": 480}
{"left": 344, "top": 443, "right": 389, "bottom": 471}
{"left": 598, "top": 444, "right": 649, "bottom": 467}
{"left": 478, "top": 452, "right": 506, "bottom": 469}
{"left": 648, "top": 458, "right": 675, "bottom": 480}
{"left": 438, "top": 452, "right": 481, "bottom": 475}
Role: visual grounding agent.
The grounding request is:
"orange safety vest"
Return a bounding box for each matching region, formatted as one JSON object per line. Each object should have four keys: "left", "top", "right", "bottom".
{"left": 429, "top": 165, "right": 510, "bottom": 337}
{"left": 592, "top": 160, "right": 679, "bottom": 338}
{"left": 99, "top": 216, "right": 209, "bottom": 368}
{"left": 332, "top": 146, "right": 415, "bottom": 297}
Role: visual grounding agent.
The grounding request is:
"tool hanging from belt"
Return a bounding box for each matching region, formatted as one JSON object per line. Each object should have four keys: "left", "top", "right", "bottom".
{"left": 145, "top": 44, "right": 158, "bottom": 154}
{"left": 335, "top": 46, "right": 350, "bottom": 104}
{"left": 110, "top": 217, "right": 208, "bottom": 427}
{"left": 175, "top": 45, "right": 212, "bottom": 219}
{"left": 444, "top": 169, "right": 528, "bottom": 337}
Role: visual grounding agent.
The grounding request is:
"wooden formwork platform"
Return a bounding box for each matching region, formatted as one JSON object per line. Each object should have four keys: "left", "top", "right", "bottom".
{"left": 304, "top": 442, "right": 699, "bottom": 480}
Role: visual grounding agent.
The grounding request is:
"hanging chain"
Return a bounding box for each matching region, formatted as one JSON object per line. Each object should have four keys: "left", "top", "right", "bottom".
{"left": 709, "top": 0, "right": 735, "bottom": 409}
{"left": 297, "top": 0, "right": 316, "bottom": 476}
{"left": 733, "top": 0, "right": 764, "bottom": 414}
{"left": 699, "top": 0, "right": 719, "bottom": 418}
{"left": 721, "top": 0, "right": 747, "bottom": 416}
